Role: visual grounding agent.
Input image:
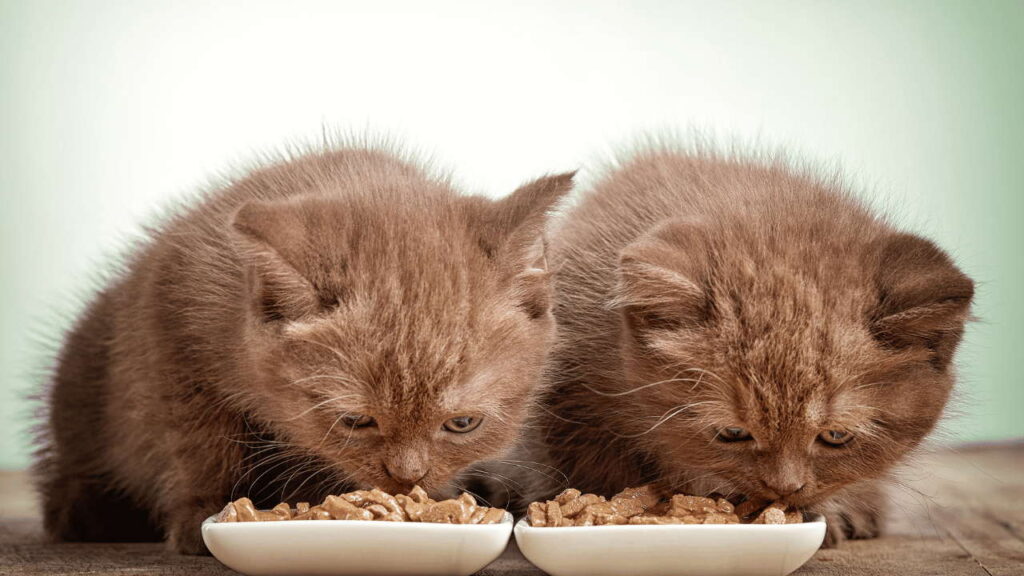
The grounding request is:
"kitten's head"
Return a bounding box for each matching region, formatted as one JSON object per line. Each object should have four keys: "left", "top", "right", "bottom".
{"left": 230, "top": 169, "right": 573, "bottom": 497}
{"left": 611, "top": 218, "right": 973, "bottom": 507}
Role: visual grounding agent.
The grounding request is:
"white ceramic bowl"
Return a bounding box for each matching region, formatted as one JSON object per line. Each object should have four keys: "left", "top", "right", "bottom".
{"left": 201, "top": 512, "right": 514, "bottom": 576}
{"left": 514, "top": 514, "right": 827, "bottom": 576}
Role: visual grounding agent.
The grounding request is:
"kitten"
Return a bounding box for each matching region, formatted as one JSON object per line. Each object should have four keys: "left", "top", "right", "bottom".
{"left": 33, "top": 144, "right": 574, "bottom": 554}
{"left": 536, "top": 147, "right": 973, "bottom": 546}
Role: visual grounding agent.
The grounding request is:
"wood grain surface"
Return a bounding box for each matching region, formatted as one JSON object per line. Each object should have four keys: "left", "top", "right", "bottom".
{"left": 2, "top": 443, "right": 1022, "bottom": 575}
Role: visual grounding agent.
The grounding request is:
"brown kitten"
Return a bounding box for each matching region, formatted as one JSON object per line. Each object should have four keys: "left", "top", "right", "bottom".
{"left": 33, "top": 144, "right": 574, "bottom": 554}
{"left": 536, "top": 147, "right": 972, "bottom": 546}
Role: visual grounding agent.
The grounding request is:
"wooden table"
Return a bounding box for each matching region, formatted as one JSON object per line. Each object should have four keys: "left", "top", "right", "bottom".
{"left": 2, "top": 443, "right": 1022, "bottom": 575}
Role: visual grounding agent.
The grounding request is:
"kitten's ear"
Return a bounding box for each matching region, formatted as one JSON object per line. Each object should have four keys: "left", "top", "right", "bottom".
{"left": 482, "top": 171, "right": 576, "bottom": 258}
{"left": 869, "top": 233, "right": 974, "bottom": 369}
{"left": 232, "top": 200, "right": 322, "bottom": 322}
{"left": 612, "top": 219, "right": 712, "bottom": 332}
{"left": 484, "top": 171, "right": 575, "bottom": 318}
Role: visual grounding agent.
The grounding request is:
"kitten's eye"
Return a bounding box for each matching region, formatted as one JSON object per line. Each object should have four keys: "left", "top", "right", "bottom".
{"left": 342, "top": 414, "right": 376, "bottom": 428}
{"left": 443, "top": 416, "right": 482, "bottom": 433}
{"left": 819, "top": 429, "right": 853, "bottom": 446}
{"left": 716, "top": 426, "right": 753, "bottom": 443}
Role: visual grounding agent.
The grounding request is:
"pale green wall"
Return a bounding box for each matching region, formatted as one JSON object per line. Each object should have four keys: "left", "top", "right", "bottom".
{"left": 1, "top": 1, "right": 1022, "bottom": 469}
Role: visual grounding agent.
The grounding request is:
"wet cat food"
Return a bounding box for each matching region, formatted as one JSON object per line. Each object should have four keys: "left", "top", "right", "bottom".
{"left": 526, "top": 486, "right": 803, "bottom": 527}
{"left": 217, "top": 486, "right": 506, "bottom": 524}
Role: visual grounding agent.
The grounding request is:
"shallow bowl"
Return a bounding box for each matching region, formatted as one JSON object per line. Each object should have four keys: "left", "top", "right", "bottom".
{"left": 201, "top": 512, "right": 514, "bottom": 576}
{"left": 513, "top": 514, "right": 827, "bottom": 576}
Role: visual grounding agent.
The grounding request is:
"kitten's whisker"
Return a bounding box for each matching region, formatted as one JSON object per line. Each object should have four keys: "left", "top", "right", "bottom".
{"left": 274, "top": 457, "right": 320, "bottom": 501}
{"left": 684, "top": 367, "right": 726, "bottom": 386}
{"left": 656, "top": 363, "right": 728, "bottom": 388}
{"left": 456, "top": 474, "right": 516, "bottom": 502}
{"left": 241, "top": 450, "right": 301, "bottom": 472}
{"left": 322, "top": 464, "right": 366, "bottom": 498}
{"left": 464, "top": 468, "right": 525, "bottom": 491}
{"left": 221, "top": 436, "right": 291, "bottom": 447}
{"left": 664, "top": 470, "right": 723, "bottom": 494}
{"left": 282, "top": 395, "right": 358, "bottom": 422}
{"left": 885, "top": 479, "right": 941, "bottom": 539}
{"left": 578, "top": 372, "right": 708, "bottom": 398}
{"left": 316, "top": 410, "right": 353, "bottom": 448}
{"left": 248, "top": 452, "right": 306, "bottom": 495}
{"left": 494, "top": 459, "right": 570, "bottom": 488}
{"left": 234, "top": 451, "right": 298, "bottom": 494}
{"left": 336, "top": 420, "right": 359, "bottom": 452}
{"left": 533, "top": 403, "right": 588, "bottom": 426}
{"left": 704, "top": 479, "right": 736, "bottom": 498}
{"left": 283, "top": 460, "right": 339, "bottom": 502}
{"left": 610, "top": 401, "right": 715, "bottom": 439}
{"left": 231, "top": 445, "right": 300, "bottom": 500}
{"left": 235, "top": 446, "right": 278, "bottom": 465}
{"left": 288, "top": 374, "right": 361, "bottom": 387}
{"left": 451, "top": 480, "right": 497, "bottom": 508}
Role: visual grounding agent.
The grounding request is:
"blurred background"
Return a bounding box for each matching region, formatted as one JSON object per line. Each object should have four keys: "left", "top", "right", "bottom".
{"left": 1, "top": 0, "right": 1021, "bottom": 471}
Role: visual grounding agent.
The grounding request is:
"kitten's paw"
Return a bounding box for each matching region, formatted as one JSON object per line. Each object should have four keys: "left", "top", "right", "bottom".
{"left": 166, "top": 512, "right": 212, "bottom": 555}
{"left": 822, "top": 519, "right": 846, "bottom": 548}
{"left": 821, "top": 506, "right": 881, "bottom": 548}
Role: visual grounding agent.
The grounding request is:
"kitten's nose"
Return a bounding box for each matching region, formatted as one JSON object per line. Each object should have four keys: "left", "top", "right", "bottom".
{"left": 384, "top": 462, "right": 429, "bottom": 486}
{"left": 763, "top": 480, "right": 805, "bottom": 497}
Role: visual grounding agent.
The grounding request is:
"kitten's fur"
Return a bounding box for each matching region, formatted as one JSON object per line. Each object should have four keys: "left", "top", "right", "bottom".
{"left": 535, "top": 147, "right": 973, "bottom": 546}
{"left": 33, "top": 145, "right": 573, "bottom": 554}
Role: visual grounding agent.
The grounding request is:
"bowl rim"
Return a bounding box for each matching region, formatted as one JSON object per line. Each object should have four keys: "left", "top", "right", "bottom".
{"left": 512, "top": 513, "right": 826, "bottom": 533}
{"left": 202, "top": 510, "right": 515, "bottom": 529}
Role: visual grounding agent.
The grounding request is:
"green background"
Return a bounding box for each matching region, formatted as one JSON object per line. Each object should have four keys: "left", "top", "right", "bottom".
{"left": 1, "top": 1, "right": 1021, "bottom": 470}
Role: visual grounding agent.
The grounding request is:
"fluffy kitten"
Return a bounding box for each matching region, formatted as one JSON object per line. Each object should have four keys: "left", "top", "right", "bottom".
{"left": 537, "top": 148, "right": 973, "bottom": 546}
{"left": 33, "top": 145, "right": 573, "bottom": 554}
